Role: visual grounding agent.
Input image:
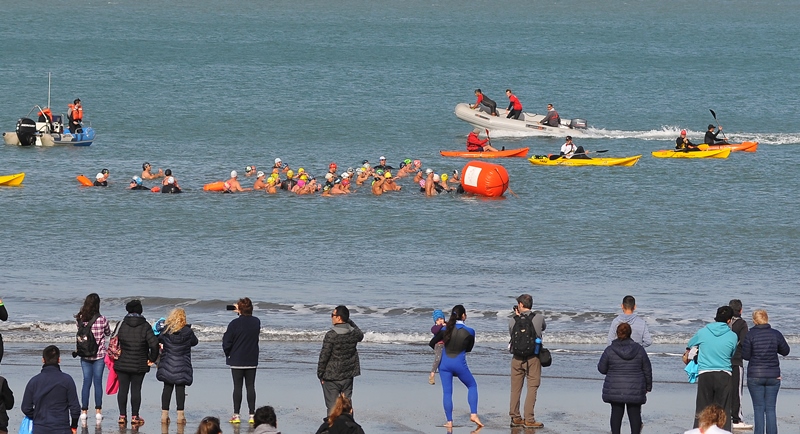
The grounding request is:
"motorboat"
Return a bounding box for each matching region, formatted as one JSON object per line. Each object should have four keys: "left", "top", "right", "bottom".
{"left": 454, "top": 103, "right": 588, "bottom": 137}
{"left": 3, "top": 105, "right": 95, "bottom": 147}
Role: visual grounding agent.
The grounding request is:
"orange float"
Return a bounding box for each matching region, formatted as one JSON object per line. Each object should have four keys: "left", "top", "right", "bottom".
{"left": 76, "top": 174, "right": 93, "bottom": 186}
{"left": 151, "top": 186, "right": 161, "bottom": 193}
{"left": 203, "top": 181, "right": 225, "bottom": 191}
{"left": 459, "top": 161, "right": 509, "bottom": 197}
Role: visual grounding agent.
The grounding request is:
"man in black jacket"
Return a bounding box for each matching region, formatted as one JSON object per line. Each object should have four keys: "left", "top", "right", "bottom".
{"left": 729, "top": 299, "right": 753, "bottom": 430}
{"left": 317, "top": 305, "right": 364, "bottom": 414}
{"left": 21, "top": 345, "right": 80, "bottom": 434}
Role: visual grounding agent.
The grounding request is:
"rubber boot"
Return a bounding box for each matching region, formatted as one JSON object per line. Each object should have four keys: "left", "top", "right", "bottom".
{"left": 177, "top": 410, "right": 187, "bottom": 425}
{"left": 161, "top": 410, "right": 170, "bottom": 424}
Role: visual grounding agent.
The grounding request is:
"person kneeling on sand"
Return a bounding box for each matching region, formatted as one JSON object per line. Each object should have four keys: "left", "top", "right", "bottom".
{"left": 315, "top": 394, "right": 364, "bottom": 434}
{"left": 194, "top": 416, "right": 222, "bottom": 434}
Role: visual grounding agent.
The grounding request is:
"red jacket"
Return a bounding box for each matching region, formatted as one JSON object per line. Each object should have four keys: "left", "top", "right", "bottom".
{"left": 467, "top": 132, "right": 488, "bottom": 151}
{"left": 507, "top": 94, "right": 522, "bottom": 110}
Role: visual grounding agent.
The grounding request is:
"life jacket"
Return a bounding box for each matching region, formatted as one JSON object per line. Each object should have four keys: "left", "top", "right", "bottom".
{"left": 38, "top": 107, "right": 52, "bottom": 122}
{"left": 69, "top": 103, "right": 83, "bottom": 120}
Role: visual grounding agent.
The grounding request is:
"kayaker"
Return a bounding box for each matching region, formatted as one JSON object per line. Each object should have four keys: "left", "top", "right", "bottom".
{"left": 676, "top": 130, "right": 701, "bottom": 151}
{"left": 141, "top": 162, "right": 165, "bottom": 180}
{"left": 704, "top": 124, "right": 726, "bottom": 145}
{"left": 539, "top": 104, "right": 560, "bottom": 127}
{"left": 505, "top": 89, "right": 523, "bottom": 120}
{"left": 224, "top": 171, "right": 251, "bottom": 193}
{"left": 129, "top": 176, "right": 150, "bottom": 190}
{"left": 554, "top": 136, "right": 591, "bottom": 160}
{"left": 469, "top": 89, "right": 498, "bottom": 116}
{"left": 466, "top": 129, "right": 499, "bottom": 152}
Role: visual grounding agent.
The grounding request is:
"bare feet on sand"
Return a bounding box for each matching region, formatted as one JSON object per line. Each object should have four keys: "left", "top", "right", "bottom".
{"left": 470, "top": 414, "right": 484, "bottom": 427}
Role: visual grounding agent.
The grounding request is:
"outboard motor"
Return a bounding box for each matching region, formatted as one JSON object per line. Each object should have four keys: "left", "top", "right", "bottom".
{"left": 569, "top": 118, "right": 588, "bottom": 129}
{"left": 15, "top": 118, "right": 37, "bottom": 146}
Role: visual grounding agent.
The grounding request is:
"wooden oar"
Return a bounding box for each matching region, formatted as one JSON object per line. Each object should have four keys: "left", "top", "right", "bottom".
{"left": 709, "top": 109, "right": 729, "bottom": 141}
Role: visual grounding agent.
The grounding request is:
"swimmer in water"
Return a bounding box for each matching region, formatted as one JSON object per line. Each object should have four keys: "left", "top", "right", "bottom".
{"left": 252, "top": 171, "right": 267, "bottom": 190}
{"left": 382, "top": 172, "right": 401, "bottom": 192}
{"left": 128, "top": 176, "right": 149, "bottom": 190}
{"left": 161, "top": 176, "right": 182, "bottom": 193}
{"left": 244, "top": 165, "right": 256, "bottom": 177}
{"left": 141, "top": 162, "right": 164, "bottom": 180}
{"left": 93, "top": 172, "right": 108, "bottom": 187}
{"left": 265, "top": 176, "right": 278, "bottom": 194}
{"left": 161, "top": 169, "right": 180, "bottom": 189}
{"left": 224, "top": 170, "right": 251, "bottom": 193}
{"left": 273, "top": 158, "right": 289, "bottom": 173}
{"left": 355, "top": 168, "right": 370, "bottom": 186}
{"left": 371, "top": 174, "right": 386, "bottom": 196}
{"left": 425, "top": 170, "right": 436, "bottom": 196}
{"left": 439, "top": 173, "right": 455, "bottom": 192}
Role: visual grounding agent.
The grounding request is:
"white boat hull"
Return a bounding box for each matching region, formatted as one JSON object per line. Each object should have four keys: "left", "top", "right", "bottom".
{"left": 454, "top": 103, "right": 587, "bottom": 137}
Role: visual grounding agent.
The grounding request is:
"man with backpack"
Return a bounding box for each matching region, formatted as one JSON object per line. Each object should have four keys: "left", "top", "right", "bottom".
{"left": 508, "top": 294, "right": 546, "bottom": 429}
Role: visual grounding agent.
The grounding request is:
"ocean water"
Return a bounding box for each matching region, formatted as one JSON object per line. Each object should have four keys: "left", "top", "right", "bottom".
{"left": 2, "top": 0, "right": 799, "bottom": 386}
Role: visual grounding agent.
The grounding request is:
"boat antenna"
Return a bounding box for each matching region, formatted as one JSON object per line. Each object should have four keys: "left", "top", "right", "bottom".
{"left": 47, "top": 72, "right": 51, "bottom": 108}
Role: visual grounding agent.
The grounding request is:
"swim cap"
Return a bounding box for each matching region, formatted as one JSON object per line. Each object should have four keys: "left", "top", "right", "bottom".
{"left": 399, "top": 162, "right": 406, "bottom": 168}
{"left": 342, "top": 179, "right": 350, "bottom": 186}
{"left": 275, "top": 158, "right": 282, "bottom": 164}
{"left": 432, "top": 309, "right": 445, "bottom": 322}
{"left": 165, "top": 169, "right": 172, "bottom": 176}
{"left": 95, "top": 173, "right": 104, "bottom": 180}
{"left": 287, "top": 170, "right": 294, "bottom": 178}
{"left": 379, "top": 156, "right": 386, "bottom": 161}
{"left": 329, "top": 162, "right": 337, "bottom": 170}
{"left": 413, "top": 159, "right": 421, "bottom": 166}
{"left": 356, "top": 168, "right": 364, "bottom": 175}
{"left": 267, "top": 176, "right": 276, "bottom": 185}
{"left": 376, "top": 169, "right": 384, "bottom": 175}
{"left": 404, "top": 158, "right": 412, "bottom": 165}
{"left": 433, "top": 174, "right": 440, "bottom": 182}
{"left": 347, "top": 167, "right": 354, "bottom": 174}
{"left": 256, "top": 171, "right": 265, "bottom": 178}
{"left": 341, "top": 172, "right": 350, "bottom": 179}
{"left": 297, "top": 179, "right": 306, "bottom": 188}
{"left": 101, "top": 168, "right": 109, "bottom": 175}
{"left": 131, "top": 176, "right": 142, "bottom": 185}
{"left": 384, "top": 172, "right": 392, "bottom": 178}
{"left": 441, "top": 174, "right": 448, "bottom": 182}
{"left": 167, "top": 176, "right": 175, "bottom": 184}
{"left": 142, "top": 162, "right": 150, "bottom": 170}
{"left": 230, "top": 170, "right": 238, "bottom": 178}
{"left": 323, "top": 185, "right": 331, "bottom": 191}
{"left": 325, "top": 173, "right": 334, "bottom": 180}
{"left": 362, "top": 160, "right": 369, "bottom": 165}
{"left": 245, "top": 165, "right": 254, "bottom": 173}
{"left": 425, "top": 168, "right": 433, "bottom": 174}
{"left": 680, "top": 130, "right": 687, "bottom": 135}
{"left": 298, "top": 168, "right": 305, "bottom": 174}
{"left": 300, "top": 174, "right": 308, "bottom": 180}
{"left": 362, "top": 163, "right": 371, "bottom": 170}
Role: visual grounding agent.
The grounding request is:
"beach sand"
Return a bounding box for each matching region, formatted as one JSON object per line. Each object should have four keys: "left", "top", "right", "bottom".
{"left": 1, "top": 343, "right": 798, "bottom": 434}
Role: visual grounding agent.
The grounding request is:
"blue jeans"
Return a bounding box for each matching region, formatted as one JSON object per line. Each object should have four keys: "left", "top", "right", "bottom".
{"left": 81, "top": 358, "right": 106, "bottom": 410}
{"left": 748, "top": 377, "right": 780, "bottom": 434}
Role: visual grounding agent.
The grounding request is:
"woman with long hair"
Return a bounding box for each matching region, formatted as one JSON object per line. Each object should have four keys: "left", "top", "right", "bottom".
{"left": 157, "top": 308, "right": 199, "bottom": 425}
{"left": 438, "top": 304, "right": 483, "bottom": 429}
{"left": 315, "top": 394, "right": 364, "bottom": 434}
{"left": 195, "top": 416, "right": 222, "bottom": 434}
{"left": 75, "top": 293, "right": 111, "bottom": 424}
{"left": 742, "top": 309, "right": 791, "bottom": 434}
{"left": 683, "top": 404, "right": 730, "bottom": 434}
{"left": 222, "top": 297, "right": 261, "bottom": 424}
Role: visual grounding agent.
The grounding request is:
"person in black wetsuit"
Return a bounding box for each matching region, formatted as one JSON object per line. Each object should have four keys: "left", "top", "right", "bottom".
{"left": 676, "top": 130, "right": 700, "bottom": 151}
{"left": 704, "top": 124, "right": 726, "bottom": 145}
{"left": 161, "top": 177, "right": 182, "bottom": 193}
{"left": 129, "top": 177, "right": 150, "bottom": 190}
{"left": 374, "top": 156, "right": 395, "bottom": 172}
{"left": 93, "top": 173, "right": 108, "bottom": 187}
{"left": 469, "top": 89, "right": 498, "bottom": 116}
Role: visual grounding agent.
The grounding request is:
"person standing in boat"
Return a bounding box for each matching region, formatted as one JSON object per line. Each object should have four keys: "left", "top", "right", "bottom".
{"left": 704, "top": 124, "right": 727, "bottom": 146}
{"left": 466, "top": 129, "right": 499, "bottom": 152}
{"left": 676, "top": 130, "right": 701, "bottom": 151}
{"left": 539, "top": 104, "right": 560, "bottom": 127}
{"left": 505, "top": 89, "right": 523, "bottom": 120}
{"left": 469, "top": 89, "right": 498, "bottom": 116}
{"left": 68, "top": 98, "right": 83, "bottom": 133}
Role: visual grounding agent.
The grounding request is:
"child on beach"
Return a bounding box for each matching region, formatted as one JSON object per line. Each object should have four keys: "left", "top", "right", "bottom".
{"left": 428, "top": 309, "right": 446, "bottom": 385}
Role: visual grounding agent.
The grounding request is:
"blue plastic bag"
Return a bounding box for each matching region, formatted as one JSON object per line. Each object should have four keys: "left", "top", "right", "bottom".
{"left": 18, "top": 416, "right": 33, "bottom": 434}
{"left": 685, "top": 360, "right": 699, "bottom": 384}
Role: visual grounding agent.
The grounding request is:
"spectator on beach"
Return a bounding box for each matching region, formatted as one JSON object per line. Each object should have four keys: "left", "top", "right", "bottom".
{"left": 598, "top": 323, "right": 652, "bottom": 434}
{"left": 434, "top": 304, "right": 483, "bottom": 429}
{"left": 0, "top": 373, "right": 13, "bottom": 434}
{"left": 428, "top": 309, "right": 446, "bottom": 385}
{"left": 74, "top": 293, "right": 111, "bottom": 424}
{"left": 114, "top": 299, "right": 160, "bottom": 427}
{"left": 318, "top": 305, "right": 364, "bottom": 415}
{"left": 253, "top": 405, "right": 280, "bottom": 434}
{"left": 608, "top": 296, "right": 652, "bottom": 348}
{"left": 686, "top": 306, "right": 738, "bottom": 431}
{"left": 684, "top": 404, "right": 731, "bottom": 434}
{"left": 21, "top": 345, "right": 81, "bottom": 434}
{"left": 0, "top": 298, "right": 7, "bottom": 364}
{"left": 727, "top": 299, "right": 752, "bottom": 430}
{"left": 195, "top": 416, "right": 222, "bottom": 434}
{"left": 223, "top": 297, "right": 261, "bottom": 424}
{"left": 314, "top": 394, "right": 365, "bottom": 434}
{"left": 157, "top": 308, "right": 199, "bottom": 425}
{"left": 508, "top": 294, "right": 546, "bottom": 429}
{"left": 742, "top": 309, "right": 790, "bottom": 434}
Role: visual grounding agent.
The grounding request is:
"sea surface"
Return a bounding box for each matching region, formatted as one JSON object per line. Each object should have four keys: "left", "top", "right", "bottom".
{"left": 2, "top": 0, "right": 799, "bottom": 388}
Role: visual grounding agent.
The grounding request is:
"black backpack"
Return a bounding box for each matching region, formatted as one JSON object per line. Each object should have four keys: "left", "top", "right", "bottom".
{"left": 510, "top": 313, "right": 538, "bottom": 358}
{"left": 75, "top": 314, "right": 100, "bottom": 358}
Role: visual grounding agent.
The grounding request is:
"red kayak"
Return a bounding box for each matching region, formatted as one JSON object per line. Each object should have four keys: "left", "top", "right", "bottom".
{"left": 439, "top": 147, "right": 529, "bottom": 158}
{"left": 704, "top": 141, "right": 758, "bottom": 152}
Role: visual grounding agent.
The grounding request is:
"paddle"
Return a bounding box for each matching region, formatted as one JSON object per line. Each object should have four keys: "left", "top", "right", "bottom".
{"left": 709, "top": 109, "right": 729, "bottom": 141}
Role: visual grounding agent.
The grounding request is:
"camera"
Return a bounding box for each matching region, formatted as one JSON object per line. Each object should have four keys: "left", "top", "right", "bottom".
{"left": 226, "top": 305, "right": 236, "bottom": 311}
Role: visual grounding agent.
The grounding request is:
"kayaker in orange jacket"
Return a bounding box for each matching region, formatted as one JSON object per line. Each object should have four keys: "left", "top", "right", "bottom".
{"left": 466, "top": 129, "right": 499, "bottom": 152}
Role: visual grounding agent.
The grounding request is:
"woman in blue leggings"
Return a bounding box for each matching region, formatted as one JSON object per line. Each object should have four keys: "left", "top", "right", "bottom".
{"left": 439, "top": 304, "right": 484, "bottom": 429}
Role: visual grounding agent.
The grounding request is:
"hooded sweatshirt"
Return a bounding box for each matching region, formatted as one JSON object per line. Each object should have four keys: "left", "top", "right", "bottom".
{"left": 608, "top": 313, "right": 652, "bottom": 347}
{"left": 687, "top": 322, "right": 738, "bottom": 373}
{"left": 597, "top": 338, "right": 652, "bottom": 404}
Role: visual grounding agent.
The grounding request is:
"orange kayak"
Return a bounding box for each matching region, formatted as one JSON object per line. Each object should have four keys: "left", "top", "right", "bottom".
{"left": 439, "top": 147, "right": 529, "bottom": 158}
{"left": 704, "top": 141, "right": 758, "bottom": 152}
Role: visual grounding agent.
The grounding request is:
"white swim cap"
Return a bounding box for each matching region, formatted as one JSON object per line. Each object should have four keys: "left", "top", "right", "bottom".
{"left": 275, "top": 158, "right": 281, "bottom": 164}
{"left": 95, "top": 173, "right": 104, "bottom": 180}
{"left": 167, "top": 176, "right": 175, "bottom": 184}
{"left": 231, "top": 170, "right": 238, "bottom": 178}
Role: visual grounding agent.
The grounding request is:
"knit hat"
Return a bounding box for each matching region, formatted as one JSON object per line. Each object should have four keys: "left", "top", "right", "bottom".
{"left": 126, "top": 299, "right": 143, "bottom": 314}
{"left": 432, "top": 309, "right": 445, "bottom": 322}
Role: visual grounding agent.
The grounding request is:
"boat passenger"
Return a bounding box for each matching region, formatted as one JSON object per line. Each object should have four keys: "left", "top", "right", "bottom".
{"left": 704, "top": 124, "right": 726, "bottom": 146}
{"left": 280, "top": 170, "right": 297, "bottom": 191}
{"left": 37, "top": 107, "right": 53, "bottom": 131}
{"left": 676, "top": 130, "right": 700, "bottom": 151}
{"left": 129, "top": 176, "right": 150, "bottom": 190}
{"left": 161, "top": 177, "right": 182, "bottom": 193}
{"left": 244, "top": 166, "right": 256, "bottom": 177}
{"left": 540, "top": 104, "right": 560, "bottom": 127}
{"left": 466, "top": 129, "right": 499, "bottom": 152}
{"left": 93, "top": 173, "right": 107, "bottom": 187}
{"left": 141, "top": 162, "right": 164, "bottom": 180}
{"left": 469, "top": 89, "right": 498, "bottom": 116}
{"left": 505, "top": 89, "right": 523, "bottom": 120}
{"left": 224, "top": 171, "right": 251, "bottom": 193}
{"left": 67, "top": 98, "right": 83, "bottom": 133}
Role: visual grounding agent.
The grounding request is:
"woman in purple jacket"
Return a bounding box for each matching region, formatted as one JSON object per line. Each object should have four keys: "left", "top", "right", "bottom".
{"left": 742, "top": 309, "right": 790, "bottom": 434}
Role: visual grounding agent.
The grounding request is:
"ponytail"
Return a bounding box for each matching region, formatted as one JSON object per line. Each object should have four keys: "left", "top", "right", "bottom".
{"left": 442, "top": 304, "right": 465, "bottom": 344}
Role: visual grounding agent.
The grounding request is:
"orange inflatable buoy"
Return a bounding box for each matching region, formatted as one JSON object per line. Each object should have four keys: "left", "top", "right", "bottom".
{"left": 460, "top": 161, "right": 509, "bottom": 197}
{"left": 76, "top": 174, "right": 93, "bottom": 186}
{"left": 203, "top": 181, "right": 225, "bottom": 191}
{"left": 150, "top": 186, "right": 161, "bottom": 193}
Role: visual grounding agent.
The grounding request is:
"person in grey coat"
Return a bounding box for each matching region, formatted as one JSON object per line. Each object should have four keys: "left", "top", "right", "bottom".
{"left": 317, "top": 305, "right": 364, "bottom": 414}
{"left": 608, "top": 295, "right": 652, "bottom": 347}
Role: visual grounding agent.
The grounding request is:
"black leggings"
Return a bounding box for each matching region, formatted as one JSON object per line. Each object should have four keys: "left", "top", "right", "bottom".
{"left": 117, "top": 371, "right": 145, "bottom": 417}
{"left": 161, "top": 383, "right": 186, "bottom": 411}
{"left": 507, "top": 109, "right": 522, "bottom": 119}
{"left": 610, "top": 402, "right": 642, "bottom": 434}
{"left": 231, "top": 368, "right": 257, "bottom": 415}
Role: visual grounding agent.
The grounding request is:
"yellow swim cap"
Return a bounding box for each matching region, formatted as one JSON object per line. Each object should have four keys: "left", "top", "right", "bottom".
{"left": 384, "top": 172, "right": 392, "bottom": 178}
{"left": 298, "top": 168, "right": 305, "bottom": 173}
{"left": 287, "top": 170, "right": 294, "bottom": 178}
{"left": 300, "top": 174, "right": 308, "bottom": 181}
{"left": 441, "top": 174, "right": 448, "bottom": 182}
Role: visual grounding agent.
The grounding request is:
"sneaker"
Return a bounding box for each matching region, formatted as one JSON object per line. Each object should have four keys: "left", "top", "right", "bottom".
{"left": 510, "top": 417, "right": 525, "bottom": 427}
{"left": 131, "top": 415, "right": 145, "bottom": 426}
{"left": 248, "top": 415, "right": 255, "bottom": 424}
{"left": 732, "top": 421, "right": 754, "bottom": 430}
{"left": 524, "top": 420, "right": 544, "bottom": 428}
{"left": 96, "top": 413, "right": 103, "bottom": 423}
{"left": 229, "top": 415, "right": 241, "bottom": 424}
{"left": 80, "top": 412, "right": 88, "bottom": 421}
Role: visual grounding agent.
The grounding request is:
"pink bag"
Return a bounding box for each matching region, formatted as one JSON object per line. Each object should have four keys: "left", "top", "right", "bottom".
{"left": 105, "top": 353, "right": 119, "bottom": 395}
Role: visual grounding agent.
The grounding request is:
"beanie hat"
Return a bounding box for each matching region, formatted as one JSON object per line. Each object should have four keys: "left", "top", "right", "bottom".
{"left": 432, "top": 309, "right": 445, "bottom": 322}
{"left": 126, "top": 299, "right": 143, "bottom": 314}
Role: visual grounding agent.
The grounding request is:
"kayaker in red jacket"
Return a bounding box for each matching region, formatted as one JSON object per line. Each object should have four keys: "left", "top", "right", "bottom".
{"left": 505, "top": 89, "right": 523, "bottom": 120}
{"left": 466, "top": 129, "right": 499, "bottom": 152}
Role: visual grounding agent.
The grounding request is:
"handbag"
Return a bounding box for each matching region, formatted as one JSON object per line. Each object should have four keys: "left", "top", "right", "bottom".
{"left": 18, "top": 416, "right": 33, "bottom": 434}
{"left": 538, "top": 347, "right": 552, "bottom": 367}
{"left": 107, "top": 321, "right": 122, "bottom": 360}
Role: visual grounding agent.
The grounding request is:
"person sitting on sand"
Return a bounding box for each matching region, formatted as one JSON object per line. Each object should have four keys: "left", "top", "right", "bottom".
{"left": 253, "top": 172, "right": 268, "bottom": 190}
{"left": 141, "top": 162, "right": 164, "bottom": 180}
{"left": 469, "top": 89, "right": 497, "bottom": 116}
{"left": 466, "top": 129, "right": 499, "bottom": 152}
{"left": 683, "top": 404, "right": 731, "bottom": 434}
{"left": 540, "top": 104, "right": 561, "bottom": 127}
{"left": 224, "top": 171, "right": 251, "bottom": 193}
{"left": 676, "top": 130, "right": 701, "bottom": 151}
{"left": 314, "top": 394, "right": 364, "bottom": 434}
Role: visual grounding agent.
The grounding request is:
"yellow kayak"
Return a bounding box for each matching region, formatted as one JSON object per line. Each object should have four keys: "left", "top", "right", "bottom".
{"left": 528, "top": 155, "right": 641, "bottom": 166}
{"left": 651, "top": 148, "right": 731, "bottom": 159}
{"left": 0, "top": 172, "right": 25, "bottom": 186}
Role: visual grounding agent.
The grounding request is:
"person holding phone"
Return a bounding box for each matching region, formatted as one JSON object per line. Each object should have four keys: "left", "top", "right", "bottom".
{"left": 222, "top": 298, "right": 261, "bottom": 425}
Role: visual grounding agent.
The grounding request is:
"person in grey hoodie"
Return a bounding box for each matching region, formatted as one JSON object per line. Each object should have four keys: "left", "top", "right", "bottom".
{"left": 608, "top": 296, "right": 652, "bottom": 348}
{"left": 317, "top": 305, "right": 364, "bottom": 414}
